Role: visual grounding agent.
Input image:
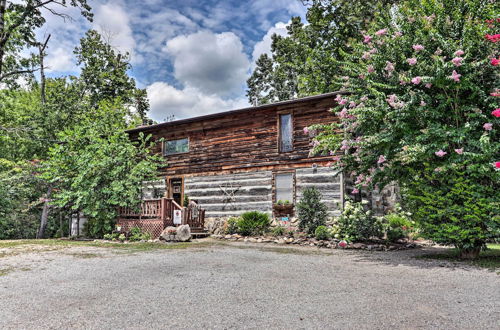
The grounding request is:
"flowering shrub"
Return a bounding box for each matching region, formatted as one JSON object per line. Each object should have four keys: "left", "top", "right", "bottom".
{"left": 334, "top": 200, "right": 384, "bottom": 242}
{"left": 310, "top": 0, "right": 499, "bottom": 257}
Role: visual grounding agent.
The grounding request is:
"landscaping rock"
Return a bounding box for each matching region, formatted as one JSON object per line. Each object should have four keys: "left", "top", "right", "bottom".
{"left": 176, "top": 225, "right": 192, "bottom": 242}
{"left": 160, "top": 226, "right": 178, "bottom": 241}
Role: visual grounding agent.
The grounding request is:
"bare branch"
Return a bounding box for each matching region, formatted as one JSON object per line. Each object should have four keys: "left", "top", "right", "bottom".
{"left": 0, "top": 67, "right": 39, "bottom": 81}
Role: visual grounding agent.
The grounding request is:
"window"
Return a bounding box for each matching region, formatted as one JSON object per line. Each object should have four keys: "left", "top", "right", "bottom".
{"left": 279, "top": 113, "right": 293, "bottom": 152}
{"left": 275, "top": 173, "right": 294, "bottom": 203}
{"left": 164, "top": 138, "right": 189, "bottom": 155}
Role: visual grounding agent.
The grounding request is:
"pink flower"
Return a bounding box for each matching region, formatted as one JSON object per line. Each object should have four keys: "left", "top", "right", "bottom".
{"left": 454, "top": 50, "right": 464, "bottom": 56}
{"left": 407, "top": 58, "right": 417, "bottom": 66}
{"left": 449, "top": 70, "right": 461, "bottom": 82}
{"left": 351, "top": 188, "right": 359, "bottom": 194}
{"left": 425, "top": 83, "right": 432, "bottom": 88}
{"left": 303, "top": 127, "right": 309, "bottom": 134}
{"left": 338, "top": 98, "right": 348, "bottom": 105}
{"left": 312, "top": 139, "right": 320, "bottom": 147}
{"left": 454, "top": 148, "right": 463, "bottom": 154}
{"left": 369, "top": 48, "right": 378, "bottom": 54}
{"left": 363, "top": 35, "right": 372, "bottom": 43}
{"left": 483, "top": 123, "right": 493, "bottom": 131}
{"left": 435, "top": 150, "right": 447, "bottom": 157}
{"left": 359, "top": 74, "right": 366, "bottom": 80}
{"left": 492, "top": 108, "right": 500, "bottom": 117}
{"left": 491, "top": 58, "right": 500, "bottom": 66}
{"left": 399, "top": 80, "right": 407, "bottom": 85}
{"left": 362, "top": 52, "right": 371, "bottom": 60}
{"left": 434, "top": 48, "right": 443, "bottom": 55}
{"left": 495, "top": 162, "right": 500, "bottom": 169}
{"left": 485, "top": 34, "right": 500, "bottom": 42}
{"left": 367, "top": 65, "right": 375, "bottom": 73}
{"left": 393, "top": 31, "right": 403, "bottom": 37}
{"left": 411, "top": 76, "right": 422, "bottom": 85}
{"left": 338, "top": 108, "right": 349, "bottom": 118}
{"left": 375, "top": 28, "right": 387, "bottom": 36}
{"left": 452, "top": 57, "right": 463, "bottom": 66}
{"left": 384, "top": 61, "right": 395, "bottom": 72}
{"left": 349, "top": 101, "right": 357, "bottom": 108}
{"left": 413, "top": 44, "right": 425, "bottom": 52}
{"left": 338, "top": 240, "right": 348, "bottom": 248}
{"left": 377, "top": 155, "right": 386, "bottom": 164}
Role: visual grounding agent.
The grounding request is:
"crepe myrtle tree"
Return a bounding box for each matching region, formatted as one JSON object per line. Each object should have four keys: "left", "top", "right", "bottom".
{"left": 306, "top": 0, "right": 499, "bottom": 258}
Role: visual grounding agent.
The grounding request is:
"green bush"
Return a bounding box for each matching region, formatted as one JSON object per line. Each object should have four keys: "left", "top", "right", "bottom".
{"left": 314, "top": 225, "right": 330, "bottom": 240}
{"left": 385, "top": 206, "right": 414, "bottom": 242}
{"left": 404, "top": 170, "right": 499, "bottom": 258}
{"left": 271, "top": 226, "right": 285, "bottom": 236}
{"left": 83, "top": 217, "right": 115, "bottom": 239}
{"left": 128, "top": 226, "right": 152, "bottom": 242}
{"left": 335, "top": 200, "right": 384, "bottom": 242}
{"left": 225, "top": 217, "right": 239, "bottom": 234}
{"left": 103, "top": 232, "right": 120, "bottom": 241}
{"left": 236, "top": 211, "right": 271, "bottom": 236}
{"left": 296, "top": 187, "right": 328, "bottom": 234}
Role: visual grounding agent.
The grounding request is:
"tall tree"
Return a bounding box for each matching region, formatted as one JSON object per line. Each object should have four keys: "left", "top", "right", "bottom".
{"left": 246, "top": 0, "right": 399, "bottom": 104}
{"left": 74, "top": 30, "right": 136, "bottom": 108}
{"left": 0, "top": 0, "right": 92, "bottom": 84}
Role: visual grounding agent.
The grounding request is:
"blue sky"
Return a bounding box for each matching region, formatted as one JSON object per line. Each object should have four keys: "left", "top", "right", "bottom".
{"left": 39, "top": 0, "right": 307, "bottom": 121}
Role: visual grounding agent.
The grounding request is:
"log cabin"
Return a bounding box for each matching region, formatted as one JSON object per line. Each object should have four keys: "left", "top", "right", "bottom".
{"left": 124, "top": 91, "right": 344, "bottom": 231}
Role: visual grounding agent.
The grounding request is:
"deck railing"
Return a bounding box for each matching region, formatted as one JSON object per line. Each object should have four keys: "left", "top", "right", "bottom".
{"left": 117, "top": 198, "right": 205, "bottom": 238}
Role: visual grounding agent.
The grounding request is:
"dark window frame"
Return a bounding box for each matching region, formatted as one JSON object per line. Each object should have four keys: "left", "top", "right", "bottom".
{"left": 163, "top": 137, "right": 190, "bottom": 156}
{"left": 278, "top": 112, "right": 294, "bottom": 153}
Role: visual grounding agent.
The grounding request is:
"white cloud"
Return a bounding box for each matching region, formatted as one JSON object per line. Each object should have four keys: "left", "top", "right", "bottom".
{"left": 93, "top": 3, "right": 139, "bottom": 63}
{"left": 45, "top": 46, "right": 76, "bottom": 72}
{"left": 251, "top": 21, "right": 289, "bottom": 66}
{"left": 146, "top": 82, "right": 249, "bottom": 121}
{"left": 163, "top": 30, "right": 250, "bottom": 96}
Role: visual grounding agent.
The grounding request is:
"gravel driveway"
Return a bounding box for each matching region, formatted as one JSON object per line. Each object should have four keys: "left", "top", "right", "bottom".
{"left": 0, "top": 240, "right": 498, "bottom": 329}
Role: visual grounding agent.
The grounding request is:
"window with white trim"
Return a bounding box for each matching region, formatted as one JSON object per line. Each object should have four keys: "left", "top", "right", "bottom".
{"left": 275, "top": 172, "right": 294, "bottom": 203}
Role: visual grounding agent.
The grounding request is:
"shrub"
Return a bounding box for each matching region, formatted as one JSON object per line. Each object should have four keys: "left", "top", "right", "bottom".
{"left": 404, "top": 171, "right": 499, "bottom": 258}
{"left": 225, "top": 217, "right": 239, "bottom": 234}
{"left": 335, "top": 200, "right": 383, "bottom": 242}
{"left": 128, "top": 226, "right": 151, "bottom": 242}
{"left": 103, "top": 232, "right": 120, "bottom": 241}
{"left": 384, "top": 205, "right": 414, "bottom": 242}
{"left": 236, "top": 211, "right": 271, "bottom": 236}
{"left": 271, "top": 226, "right": 285, "bottom": 236}
{"left": 296, "top": 187, "right": 328, "bottom": 234}
{"left": 314, "top": 225, "right": 330, "bottom": 240}
{"left": 83, "top": 217, "right": 115, "bottom": 239}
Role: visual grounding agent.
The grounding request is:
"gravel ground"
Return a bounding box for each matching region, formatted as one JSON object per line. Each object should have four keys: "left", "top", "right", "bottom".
{"left": 0, "top": 241, "right": 498, "bottom": 330}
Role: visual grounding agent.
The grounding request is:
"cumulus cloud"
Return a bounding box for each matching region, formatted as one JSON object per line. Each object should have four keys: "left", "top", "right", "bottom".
{"left": 93, "top": 3, "right": 139, "bottom": 63}
{"left": 251, "top": 21, "right": 289, "bottom": 66}
{"left": 146, "top": 81, "right": 249, "bottom": 121}
{"left": 163, "top": 30, "right": 250, "bottom": 96}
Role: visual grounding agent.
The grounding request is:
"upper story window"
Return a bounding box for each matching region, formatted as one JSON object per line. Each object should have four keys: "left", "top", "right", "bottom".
{"left": 279, "top": 113, "right": 293, "bottom": 152}
{"left": 164, "top": 138, "right": 189, "bottom": 155}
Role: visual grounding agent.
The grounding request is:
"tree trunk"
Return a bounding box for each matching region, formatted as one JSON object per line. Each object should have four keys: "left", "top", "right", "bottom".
{"left": 36, "top": 186, "right": 52, "bottom": 239}
{"left": 0, "top": 0, "right": 7, "bottom": 77}
{"left": 458, "top": 246, "right": 481, "bottom": 260}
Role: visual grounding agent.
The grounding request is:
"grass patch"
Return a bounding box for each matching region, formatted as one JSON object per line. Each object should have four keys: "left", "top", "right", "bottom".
{"left": 0, "top": 239, "right": 221, "bottom": 254}
{"left": 419, "top": 244, "right": 500, "bottom": 271}
{"left": 0, "top": 267, "right": 13, "bottom": 276}
{"left": 66, "top": 252, "right": 102, "bottom": 259}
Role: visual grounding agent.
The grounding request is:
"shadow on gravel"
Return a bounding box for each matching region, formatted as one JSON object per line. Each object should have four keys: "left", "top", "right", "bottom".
{"left": 347, "top": 246, "right": 499, "bottom": 273}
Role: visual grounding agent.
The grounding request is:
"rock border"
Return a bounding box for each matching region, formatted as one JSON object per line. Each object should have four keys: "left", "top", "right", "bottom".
{"left": 211, "top": 234, "right": 423, "bottom": 251}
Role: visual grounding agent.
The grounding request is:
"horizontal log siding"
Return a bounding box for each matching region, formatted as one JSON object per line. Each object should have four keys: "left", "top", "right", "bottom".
{"left": 184, "top": 171, "right": 273, "bottom": 218}
{"left": 296, "top": 167, "right": 342, "bottom": 216}
{"left": 133, "top": 97, "right": 338, "bottom": 176}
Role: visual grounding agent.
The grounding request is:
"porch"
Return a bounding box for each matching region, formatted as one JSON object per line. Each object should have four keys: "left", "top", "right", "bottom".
{"left": 117, "top": 198, "right": 206, "bottom": 239}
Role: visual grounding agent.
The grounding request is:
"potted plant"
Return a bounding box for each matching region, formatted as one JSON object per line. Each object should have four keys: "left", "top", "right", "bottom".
{"left": 273, "top": 200, "right": 294, "bottom": 216}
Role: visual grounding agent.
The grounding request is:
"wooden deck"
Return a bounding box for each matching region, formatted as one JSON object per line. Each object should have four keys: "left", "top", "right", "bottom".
{"left": 117, "top": 198, "right": 206, "bottom": 238}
